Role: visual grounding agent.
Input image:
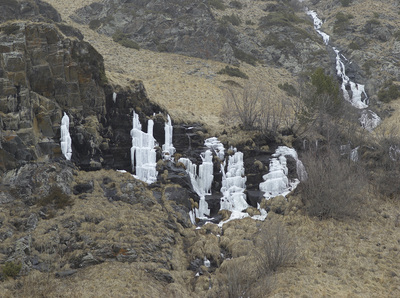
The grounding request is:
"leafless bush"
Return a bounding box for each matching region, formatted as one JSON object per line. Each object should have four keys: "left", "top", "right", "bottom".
{"left": 222, "top": 85, "right": 262, "bottom": 130}
{"left": 255, "top": 220, "right": 296, "bottom": 273}
{"left": 225, "top": 263, "right": 252, "bottom": 298}
{"left": 364, "top": 129, "right": 400, "bottom": 198}
{"left": 299, "top": 149, "right": 366, "bottom": 219}
{"left": 222, "top": 84, "right": 296, "bottom": 137}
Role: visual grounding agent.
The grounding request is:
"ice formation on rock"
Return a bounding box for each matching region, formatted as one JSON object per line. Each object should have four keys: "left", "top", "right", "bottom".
{"left": 130, "top": 111, "right": 158, "bottom": 184}
{"left": 182, "top": 137, "right": 270, "bottom": 226}
{"left": 259, "top": 146, "right": 306, "bottom": 199}
{"left": 162, "top": 115, "right": 175, "bottom": 160}
{"left": 205, "top": 137, "right": 225, "bottom": 160}
{"left": 60, "top": 112, "right": 72, "bottom": 160}
{"left": 220, "top": 151, "right": 248, "bottom": 213}
{"left": 112, "top": 92, "right": 117, "bottom": 103}
{"left": 333, "top": 48, "right": 369, "bottom": 109}
{"left": 179, "top": 150, "right": 213, "bottom": 221}
{"left": 359, "top": 110, "right": 381, "bottom": 132}
{"left": 340, "top": 144, "right": 359, "bottom": 162}
{"left": 306, "top": 8, "right": 381, "bottom": 130}
{"left": 306, "top": 10, "right": 329, "bottom": 45}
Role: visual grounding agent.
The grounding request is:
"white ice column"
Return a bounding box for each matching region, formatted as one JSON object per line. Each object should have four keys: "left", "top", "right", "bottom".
{"left": 259, "top": 146, "right": 306, "bottom": 199}
{"left": 220, "top": 151, "right": 248, "bottom": 212}
{"left": 162, "top": 115, "right": 175, "bottom": 160}
{"left": 60, "top": 112, "right": 72, "bottom": 160}
{"left": 178, "top": 151, "right": 212, "bottom": 219}
{"left": 130, "top": 111, "right": 158, "bottom": 184}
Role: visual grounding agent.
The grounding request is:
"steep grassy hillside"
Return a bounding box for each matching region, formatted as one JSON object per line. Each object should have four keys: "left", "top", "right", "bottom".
{"left": 1, "top": 0, "right": 400, "bottom": 297}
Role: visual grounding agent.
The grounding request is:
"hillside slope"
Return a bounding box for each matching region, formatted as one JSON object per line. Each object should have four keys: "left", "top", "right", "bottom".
{"left": 1, "top": 0, "right": 400, "bottom": 297}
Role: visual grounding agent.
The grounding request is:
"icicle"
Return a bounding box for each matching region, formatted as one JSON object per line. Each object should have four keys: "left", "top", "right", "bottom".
{"left": 112, "top": 92, "right": 117, "bottom": 103}
{"left": 130, "top": 111, "right": 158, "bottom": 184}
{"left": 162, "top": 115, "right": 175, "bottom": 160}
{"left": 60, "top": 112, "right": 72, "bottom": 160}
{"left": 178, "top": 156, "right": 211, "bottom": 218}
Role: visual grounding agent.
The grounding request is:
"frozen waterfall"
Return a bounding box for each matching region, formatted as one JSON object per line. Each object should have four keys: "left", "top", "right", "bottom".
{"left": 130, "top": 111, "right": 158, "bottom": 184}
{"left": 306, "top": 8, "right": 381, "bottom": 130}
{"left": 179, "top": 150, "right": 213, "bottom": 220}
{"left": 162, "top": 115, "right": 175, "bottom": 160}
{"left": 60, "top": 112, "right": 72, "bottom": 161}
{"left": 260, "top": 146, "right": 306, "bottom": 199}
{"left": 220, "top": 150, "right": 248, "bottom": 213}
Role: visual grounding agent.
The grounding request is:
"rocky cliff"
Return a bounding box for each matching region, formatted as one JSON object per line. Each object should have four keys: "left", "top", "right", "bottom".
{"left": 71, "top": 0, "right": 331, "bottom": 73}
{"left": 0, "top": 0, "right": 165, "bottom": 173}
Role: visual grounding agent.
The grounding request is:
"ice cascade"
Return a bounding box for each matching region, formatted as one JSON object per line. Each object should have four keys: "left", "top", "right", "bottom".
{"left": 306, "top": 8, "right": 381, "bottom": 130}
{"left": 260, "top": 146, "right": 306, "bottom": 199}
{"left": 162, "top": 115, "right": 175, "bottom": 160}
{"left": 179, "top": 150, "right": 213, "bottom": 222}
{"left": 130, "top": 111, "right": 158, "bottom": 184}
{"left": 220, "top": 150, "right": 248, "bottom": 213}
{"left": 60, "top": 112, "right": 72, "bottom": 160}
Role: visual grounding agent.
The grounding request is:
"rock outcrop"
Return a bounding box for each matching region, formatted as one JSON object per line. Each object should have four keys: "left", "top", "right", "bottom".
{"left": 71, "top": 0, "right": 331, "bottom": 73}
{"left": 0, "top": 1, "right": 163, "bottom": 172}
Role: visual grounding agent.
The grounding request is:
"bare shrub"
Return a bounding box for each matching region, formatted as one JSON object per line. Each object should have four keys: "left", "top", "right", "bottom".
{"left": 255, "top": 220, "right": 296, "bottom": 273}
{"left": 222, "top": 84, "right": 296, "bottom": 137}
{"left": 216, "top": 257, "right": 272, "bottom": 298}
{"left": 364, "top": 129, "right": 400, "bottom": 198}
{"left": 299, "top": 149, "right": 366, "bottom": 219}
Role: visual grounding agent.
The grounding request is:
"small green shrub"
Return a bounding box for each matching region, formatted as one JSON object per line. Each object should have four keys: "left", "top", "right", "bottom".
{"left": 218, "top": 66, "right": 249, "bottom": 79}
{"left": 221, "top": 13, "right": 242, "bottom": 26}
{"left": 349, "top": 41, "right": 360, "bottom": 50}
{"left": 2, "top": 262, "right": 22, "bottom": 279}
{"left": 259, "top": 11, "right": 305, "bottom": 28}
{"left": 208, "top": 0, "right": 226, "bottom": 10}
{"left": 333, "top": 12, "right": 354, "bottom": 33}
{"left": 262, "top": 33, "right": 295, "bottom": 50}
{"left": 89, "top": 20, "right": 101, "bottom": 30}
{"left": 394, "top": 30, "right": 400, "bottom": 40}
{"left": 278, "top": 82, "right": 298, "bottom": 97}
{"left": 366, "top": 18, "right": 381, "bottom": 26}
{"left": 112, "top": 30, "right": 140, "bottom": 50}
{"left": 378, "top": 81, "right": 400, "bottom": 103}
{"left": 1, "top": 23, "right": 20, "bottom": 35}
{"left": 37, "top": 186, "right": 73, "bottom": 210}
{"left": 233, "top": 47, "right": 257, "bottom": 66}
{"left": 340, "top": 0, "right": 352, "bottom": 7}
{"left": 2, "top": 0, "right": 19, "bottom": 8}
{"left": 362, "top": 59, "right": 377, "bottom": 76}
{"left": 229, "top": 1, "right": 243, "bottom": 9}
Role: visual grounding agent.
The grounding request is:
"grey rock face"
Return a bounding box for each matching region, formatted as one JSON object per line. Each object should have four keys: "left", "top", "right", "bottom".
{"left": 71, "top": 0, "right": 331, "bottom": 73}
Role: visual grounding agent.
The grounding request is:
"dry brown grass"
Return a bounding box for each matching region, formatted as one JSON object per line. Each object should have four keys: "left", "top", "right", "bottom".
{"left": 44, "top": 0, "right": 294, "bottom": 136}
